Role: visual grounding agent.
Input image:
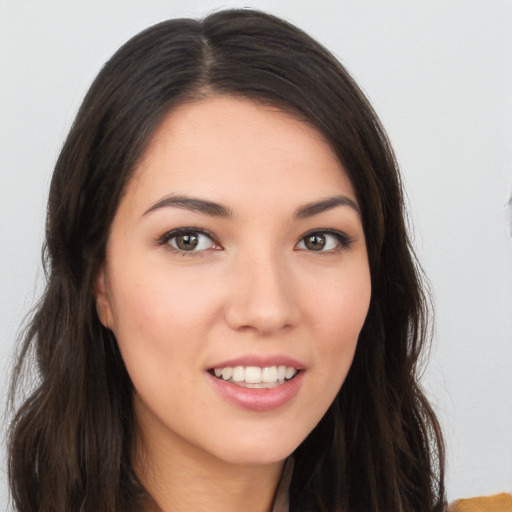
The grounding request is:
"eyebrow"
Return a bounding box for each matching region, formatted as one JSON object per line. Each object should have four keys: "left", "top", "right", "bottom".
{"left": 143, "top": 195, "right": 233, "bottom": 218}
{"left": 294, "top": 195, "right": 360, "bottom": 219}
{"left": 142, "top": 194, "right": 359, "bottom": 219}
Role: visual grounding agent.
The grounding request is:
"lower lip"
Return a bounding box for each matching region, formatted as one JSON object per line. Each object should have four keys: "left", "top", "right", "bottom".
{"left": 207, "top": 371, "right": 304, "bottom": 412}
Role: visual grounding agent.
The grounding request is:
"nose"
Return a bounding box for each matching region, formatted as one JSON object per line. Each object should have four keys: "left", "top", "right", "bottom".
{"left": 224, "top": 251, "right": 300, "bottom": 335}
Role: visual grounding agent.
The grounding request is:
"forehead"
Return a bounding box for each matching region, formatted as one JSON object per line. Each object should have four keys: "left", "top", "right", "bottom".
{"left": 124, "top": 95, "right": 357, "bottom": 214}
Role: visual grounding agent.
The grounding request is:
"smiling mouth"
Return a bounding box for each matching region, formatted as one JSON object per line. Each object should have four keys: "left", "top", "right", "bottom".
{"left": 208, "top": 365, "right": 300, "bottom": 389}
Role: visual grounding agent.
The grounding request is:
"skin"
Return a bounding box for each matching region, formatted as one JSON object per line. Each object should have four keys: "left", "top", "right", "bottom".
{"left": 95, "top": 96, "right": 371, "bottom": 512}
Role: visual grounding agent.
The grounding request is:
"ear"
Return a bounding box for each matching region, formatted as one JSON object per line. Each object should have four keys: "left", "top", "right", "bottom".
{"left": 94, "top": 265, "right": 114, "bottom": 330}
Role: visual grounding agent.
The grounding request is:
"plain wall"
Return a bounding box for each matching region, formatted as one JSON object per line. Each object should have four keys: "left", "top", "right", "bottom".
{"left": 1, "top": 0, "right": 511, "bottom": 508}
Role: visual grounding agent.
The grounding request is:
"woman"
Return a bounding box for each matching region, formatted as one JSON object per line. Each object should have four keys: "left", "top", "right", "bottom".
{"left": 8, "top": 9, "right": 445, "bottom": 512}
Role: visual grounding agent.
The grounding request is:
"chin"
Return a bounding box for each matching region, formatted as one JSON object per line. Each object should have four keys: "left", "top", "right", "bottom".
{"left": 206, "top": 428, "right": 308, "bottom": 467}
{"left": 216, "top": 447, "right": 294, "bottom": 467}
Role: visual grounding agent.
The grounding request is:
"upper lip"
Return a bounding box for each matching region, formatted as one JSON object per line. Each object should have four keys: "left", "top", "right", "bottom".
{"left": 208, "top": 354, "right": 306, "bottom": 370}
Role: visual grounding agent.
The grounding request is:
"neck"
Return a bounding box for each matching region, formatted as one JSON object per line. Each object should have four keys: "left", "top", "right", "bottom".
{"left": 134, "top": 404, "right": 285, "bottom": 512}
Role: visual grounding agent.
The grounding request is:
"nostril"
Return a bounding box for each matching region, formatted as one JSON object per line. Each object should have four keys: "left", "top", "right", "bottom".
{"left": 223, "top": 260, "right": 300, "bottom": 333}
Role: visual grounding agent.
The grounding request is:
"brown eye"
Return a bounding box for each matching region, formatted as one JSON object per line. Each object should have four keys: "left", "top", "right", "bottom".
{"left": 167, "top": 231, "right": 216, "bottom": 252}
{"left": 304, "top": 234, "right": 326, "bottom": 251}
{"left": 296, "top": 230, "right": 352, "bottom": 252}
{"left": 174, "top": 233, "right": 199, "bottom": 250}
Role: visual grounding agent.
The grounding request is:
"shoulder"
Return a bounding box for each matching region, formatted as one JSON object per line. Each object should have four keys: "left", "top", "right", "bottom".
{"left": 448, "top": 493, "right": 512, "bottom": 512}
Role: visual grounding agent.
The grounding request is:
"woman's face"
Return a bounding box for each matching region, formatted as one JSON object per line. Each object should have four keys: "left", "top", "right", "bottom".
{"left": 96, "top": 96, "right": 371, "bottom": 466}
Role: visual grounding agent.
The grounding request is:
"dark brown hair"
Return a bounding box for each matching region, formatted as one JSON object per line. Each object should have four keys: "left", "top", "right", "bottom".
{"left": 8, "top": 9, "right": 445, "bottom": 512}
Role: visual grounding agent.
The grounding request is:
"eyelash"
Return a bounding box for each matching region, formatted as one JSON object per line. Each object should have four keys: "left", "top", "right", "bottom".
{"left": 156, "top": 228, "right": 220, "bottom": 256}
{"left": 297, "top": 229, "right": 354, "bottom": 253}
{"left": 156, "top": 228, "right": 354, "bottom": 255}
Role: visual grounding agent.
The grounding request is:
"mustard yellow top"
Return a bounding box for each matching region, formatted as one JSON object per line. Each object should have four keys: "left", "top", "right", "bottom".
{"left": 448, "top": 493, "right": 512, "bottom": 512}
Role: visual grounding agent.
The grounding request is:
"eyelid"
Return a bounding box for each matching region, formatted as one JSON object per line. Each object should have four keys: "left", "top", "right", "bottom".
{"left": 156, "top": 227, "right": 222, "bottom": 253}
{"left": 295, "top": 229, "right": 354, "bottom": 252}
{"left": 155, "top": 227, "right": 354, "bottom": 254}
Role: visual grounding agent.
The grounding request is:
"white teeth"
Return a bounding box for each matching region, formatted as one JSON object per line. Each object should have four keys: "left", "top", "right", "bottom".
{"left": 211, "top": 365, "right": 299, "bottom": 385}
{"left": 232, "top": 366, "right": 244, "bottom": 382}
{"left": 261, "top": 366, "right": 278, "bottom": 383}
{"left": 245, "top": 366, "right": 262, "bottom": 384}
{"left": 221, "top": 367, "right": 233, "bottom": 380}
{"left": 285, "top": 367, "right": 297, "bottom": 379}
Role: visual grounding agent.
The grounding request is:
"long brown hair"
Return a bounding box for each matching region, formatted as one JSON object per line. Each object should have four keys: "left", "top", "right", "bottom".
{"left": 8, "top": 9, "right": 445, "bottom": 512}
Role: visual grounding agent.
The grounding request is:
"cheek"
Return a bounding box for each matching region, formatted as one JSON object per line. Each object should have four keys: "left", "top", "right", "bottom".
{"left": 110, "top": 263, "right": 217, "bottom": 334}
{"left": 107, "top": 274, "right": 185, "bottom": 373}
{"left": 107, "top": 273, "right": 208, "bottom": 420}
{"left": 106, "top": 262, "right": 229, "bottom": 390}
{"left": 307, "top": 266, "right": 371, "bottom": 380}
{"left": 310, "top": 266, "right": 371, "bottom": 337}
{"left": 331, "top": 282, "right": 370, "bottom": 344}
